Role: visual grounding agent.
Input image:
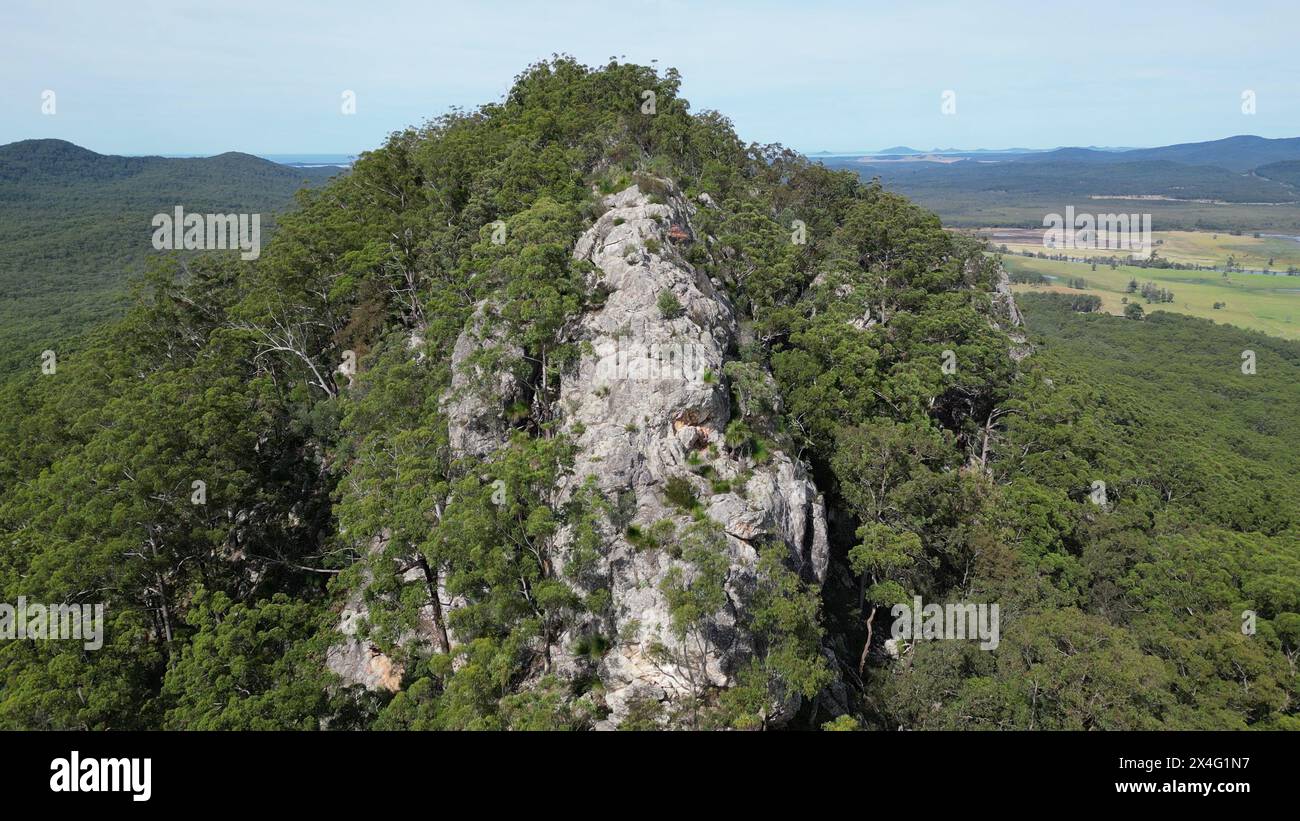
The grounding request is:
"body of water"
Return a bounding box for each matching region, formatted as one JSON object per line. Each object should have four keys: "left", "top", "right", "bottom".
{"left": 258, "top": 154, "right": 356, "bottom": 168}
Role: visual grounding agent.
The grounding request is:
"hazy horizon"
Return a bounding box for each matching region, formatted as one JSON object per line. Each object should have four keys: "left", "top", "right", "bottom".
{"left": 5, "top": 0, "right": 1299, "bottom": 156}
{"left": 7, "top": 135, "right": 1294, "bottom": 163}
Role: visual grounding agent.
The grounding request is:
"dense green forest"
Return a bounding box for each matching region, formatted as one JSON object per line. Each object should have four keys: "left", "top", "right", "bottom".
{"left": 0, "top": 140, "right": 338, "bottom": 376}
{"left": 869, "top": 293, "right": 1299, "bottom": 728}
{"left": 0, "top": 59, "right": 1294, "bottom": 730}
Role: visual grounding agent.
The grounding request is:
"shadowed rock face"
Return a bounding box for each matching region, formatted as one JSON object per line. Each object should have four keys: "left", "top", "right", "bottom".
{"left": 331, "top": 181, "right": 835, "bottom": 728}
{"left": 444, "top": 306, "right": 529, "bottom": 459}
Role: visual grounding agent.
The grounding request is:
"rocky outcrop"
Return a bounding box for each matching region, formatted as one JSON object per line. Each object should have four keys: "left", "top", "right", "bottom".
{"left": 988, "top": 261, "right": 1032, "bottom": 362}
{"left": 326, "top": 606, "right": 404, "bottom": 693}
{"left": 326, "top": 530, "right": 466, "bottom": 692}
{"left": 332, "top": 181, "right": 836, "bottom": 728}
{"left": 544, "top": 181, "right": 831, "bottom": 727}
{"left": 444, "top": 304, "right": 530, "bottom": 459}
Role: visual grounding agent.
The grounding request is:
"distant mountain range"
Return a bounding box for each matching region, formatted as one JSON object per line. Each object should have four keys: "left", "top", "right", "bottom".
{"left": 0, "top": 138, "right": 341, "bottom": 185}
{"left": 157, "top": 152, "right": 357, "bottom": 168}
{"left": 812, "top": 145, "right": 1128, "bottom": 157}
{"left": 814, "top": 135, "right": 1300, "bottom": 167}
{"left": 1010, "top": 135, "right": 1300, "bottom": 172}
{"left": 813, "top": 135, "right": 1300, "bottom": 232}
{"left": 0, "top": 139, "right": 340, "bottom": 374}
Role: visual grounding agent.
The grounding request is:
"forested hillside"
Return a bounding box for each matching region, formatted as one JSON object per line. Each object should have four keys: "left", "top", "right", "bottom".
{"left": 1257, "top": 160, "right": 1300, "bottom": 189}
{"left": 0, "top": 60, "right": 1294, "bottom": 730}
{"left": 0, "top": 140, "right": 338, "bottom": 376}
{"left": 865, "top": 293, "right": 1299, "bottom": 729}
{"left": 1019, "top": 135, "right": 1300, "bottom": 172}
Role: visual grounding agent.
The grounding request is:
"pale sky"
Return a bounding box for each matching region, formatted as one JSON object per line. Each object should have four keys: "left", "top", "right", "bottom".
{"left": 4, "top": 0, "right": 1298, "bottom": 155}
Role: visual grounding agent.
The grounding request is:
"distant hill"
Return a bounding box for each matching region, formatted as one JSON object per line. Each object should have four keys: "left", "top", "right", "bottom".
{"left": 818, "top": 134, "right": 1300, "bottom": 232}
{"left": 1014, "top": 135, "right": 1300, "bottom": 172}
{"left": 1255, "top": 160, "right": 1300, "bottom": 189}
{"left": 0, "top": 139, "right": 340, "bottom": 376}
{"left": 0, "top": 138, "right": 338, "bottom": 200}
{"left": 846, "top": 157, "right": 1298, "bottom": 202}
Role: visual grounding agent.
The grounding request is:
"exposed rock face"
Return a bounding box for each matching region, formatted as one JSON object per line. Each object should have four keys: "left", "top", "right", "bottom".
{"left": 326, "top": 607, "right": 404, "bottom": 692}
{"left": 545, "top": 182, "right": 830, "bottom": 727}
{"left": 326, "top": 530, "right": 466, "bottom": 692}
{"left": 326, "top": 531, "right": 406, "bottom": 692}
{"left": 991, "top": 265, "right": 1024, "bottom": 328}
{"left": 333, "top": 181, "right": 835, "bottom": 728}
{"left": 444, "top": 303, "right": 529, "bottom": 459}
{"left": 987, "top": 260, "right": 1032, "bottom": 362}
